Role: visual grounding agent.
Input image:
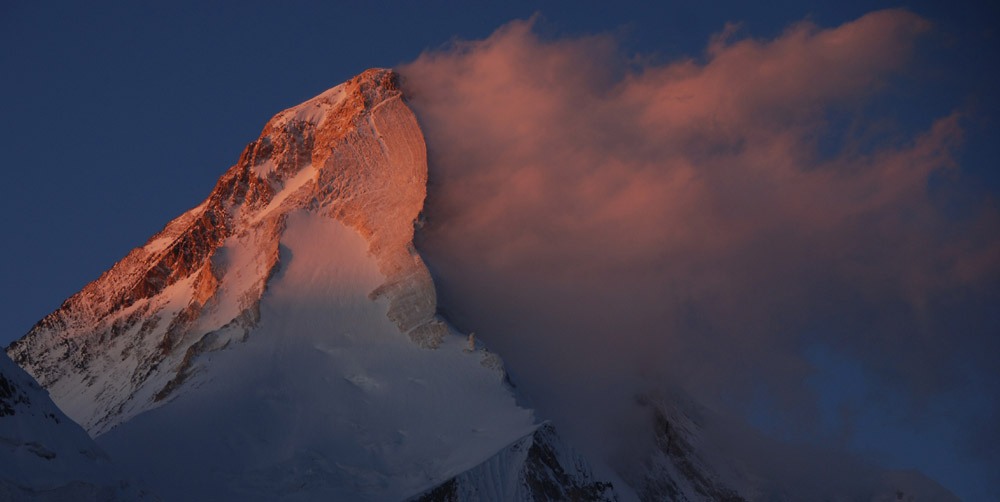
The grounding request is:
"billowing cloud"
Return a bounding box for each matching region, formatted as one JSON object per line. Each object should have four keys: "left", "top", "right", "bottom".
{"left": 400, "top": 8, "right": 999, "bottom": 487}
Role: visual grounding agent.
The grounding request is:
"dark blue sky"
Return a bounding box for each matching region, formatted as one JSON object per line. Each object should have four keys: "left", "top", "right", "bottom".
{"left": 2, "top": 1, "right": 997, "bottom": 499}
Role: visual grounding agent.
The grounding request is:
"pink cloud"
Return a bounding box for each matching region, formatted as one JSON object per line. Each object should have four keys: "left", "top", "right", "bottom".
{"left": 400, "top": 7, "right": 998, "bottom": 479}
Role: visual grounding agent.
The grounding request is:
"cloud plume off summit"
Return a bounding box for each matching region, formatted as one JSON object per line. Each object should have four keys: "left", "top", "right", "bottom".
{"left": 401, "top": 8, "right": 999, "bottom": 484}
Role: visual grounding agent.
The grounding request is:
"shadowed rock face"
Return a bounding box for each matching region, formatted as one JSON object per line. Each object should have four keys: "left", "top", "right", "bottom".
{"left": 8, "top": 68, "right": 446, "bottom": 435}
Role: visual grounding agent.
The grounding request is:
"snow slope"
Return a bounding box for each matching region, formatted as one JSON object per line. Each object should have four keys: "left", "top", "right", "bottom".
{"left": 0, "top": 351, "right": 148, "bottom": 500}
{"left": 97, "top": 211, "right": 554, "bottom": 500}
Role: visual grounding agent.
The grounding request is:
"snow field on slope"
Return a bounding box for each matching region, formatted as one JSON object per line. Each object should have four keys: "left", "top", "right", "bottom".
{"left": 0, "top": 352, "right": 137, "bottom": 497}
{"left": 97, "top": 210, "right": 538, "bottom": 501}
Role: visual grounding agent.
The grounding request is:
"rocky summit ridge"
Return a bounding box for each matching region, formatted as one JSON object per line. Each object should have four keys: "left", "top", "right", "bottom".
{"left": 8, "top": 69, "right": 447, "bottom": 436}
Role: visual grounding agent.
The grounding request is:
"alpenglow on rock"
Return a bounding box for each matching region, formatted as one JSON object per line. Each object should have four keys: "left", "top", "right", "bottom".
{"left": 9, "top": 69, "right": 447, "bottom": 435}
{"left": 6, "top": 69, "right": 615, "bottom": 501}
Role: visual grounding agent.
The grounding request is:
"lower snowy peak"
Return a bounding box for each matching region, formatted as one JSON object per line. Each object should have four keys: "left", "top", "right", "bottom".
{"left": 0, "top": 351, "right": 149, "bottom": 500}
{"left": 623, "top": 392, "right": 959, "bottom": 502}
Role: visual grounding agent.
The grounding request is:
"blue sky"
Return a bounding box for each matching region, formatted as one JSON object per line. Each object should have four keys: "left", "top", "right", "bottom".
{"left": 2, "top": 1, "right": 997, "bottom": 498}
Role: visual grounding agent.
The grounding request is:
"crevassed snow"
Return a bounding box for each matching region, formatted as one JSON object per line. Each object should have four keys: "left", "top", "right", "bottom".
{"left": 97, "top": 210, "right": 538, "bottom": 501}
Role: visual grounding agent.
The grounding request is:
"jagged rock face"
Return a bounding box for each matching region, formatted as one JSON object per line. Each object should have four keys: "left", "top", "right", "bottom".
{"left": 7, "top": 68, "right": 446, "bottom": 435}
{"left": 0, "top": 352, "right": 148, "bottom": 500}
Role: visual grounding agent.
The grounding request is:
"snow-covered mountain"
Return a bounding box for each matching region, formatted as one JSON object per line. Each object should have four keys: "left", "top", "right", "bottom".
{"left": 6, "top": 69, "right": 613, "bottom": 501}
{"left": 5, "top": 69, "right": 957, "bottom": 501}
{"left": 8, "top": 69, "right": 447, "bottom": 437}
{"left": 0, "top": 351, "right": 149, "bottom": 500}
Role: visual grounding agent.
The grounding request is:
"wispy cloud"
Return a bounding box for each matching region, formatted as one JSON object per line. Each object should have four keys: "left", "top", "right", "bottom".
{"left": 401, "top": 8, "right": 999, "bottom": 489}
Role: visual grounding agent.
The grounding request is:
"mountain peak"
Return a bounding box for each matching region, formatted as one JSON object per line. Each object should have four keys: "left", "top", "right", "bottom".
{"left": 5, "top": 69, "right": 616, "bottom": 501}
{"left": 8, "top": 67, "right": 445, "bottom": 435}
{"left": 259, "top": 68, "right": 401, "bottom": 173}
